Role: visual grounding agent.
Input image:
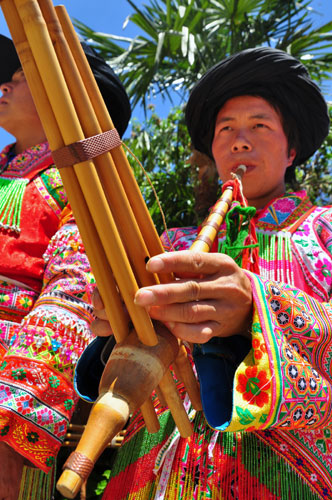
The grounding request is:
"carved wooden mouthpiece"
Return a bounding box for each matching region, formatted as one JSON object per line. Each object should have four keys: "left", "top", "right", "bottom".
{"left": 57, "top": 324, "right": 179, "bottom": 498}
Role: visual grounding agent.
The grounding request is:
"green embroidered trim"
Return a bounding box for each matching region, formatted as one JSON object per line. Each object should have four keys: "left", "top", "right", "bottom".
{"left": 257, "top": 231, "right": 294, "bottom": 285}
{"left": 220, "top": 202, "right": 257, "bottom": 267}
{"left": 0, "top": 176, "right": 29, "bottom": 233}
{"left": 40, "top": 167, "right": 67, "bottom": 211}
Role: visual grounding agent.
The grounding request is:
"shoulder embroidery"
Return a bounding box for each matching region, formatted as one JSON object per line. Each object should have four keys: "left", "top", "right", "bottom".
{"left": 34, "top": 167, "right": 67, "bottom": 216}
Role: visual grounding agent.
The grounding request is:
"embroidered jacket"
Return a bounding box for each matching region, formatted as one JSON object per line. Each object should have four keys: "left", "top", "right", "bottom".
{"left": 0, "top": 143, "right": 94, "bottom": 472}
{"left": 102, "top": 191, "right": 332, "bottom": 500}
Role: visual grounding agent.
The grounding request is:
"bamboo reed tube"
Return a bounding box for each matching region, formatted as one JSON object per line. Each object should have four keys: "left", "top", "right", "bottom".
{"left": 39, "top": 0, "right": 160, "bottom": 290}
{"left": 174, "top": 343, "right": 202, "bottom": 411}
{"left": 190, "top": 165, "right": 246, "bottom": 253}
{"left": 13, "top": 0, "right": 159, "bottom": 432}
{"left": 6, "top": 2, "right": 189, "bottom": 436}
{"left": 34, "top": 0, "right": 192, "bottom": 434}
{"left": 63, "top": 426, "right": 126, "bottom": 448}
{"left": 40, "top": 0, "right": 197, "bottom": 433}
{"left": 40, "top": 0, "right": 162, "bottom": 431}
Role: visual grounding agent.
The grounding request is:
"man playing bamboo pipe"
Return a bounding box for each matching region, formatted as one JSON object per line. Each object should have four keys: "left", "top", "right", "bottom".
{"left": 79, "top": 47, "right": 332, "bottom": 500}
{"left": 0, "top": 34, "right": 130, "bottom": 500}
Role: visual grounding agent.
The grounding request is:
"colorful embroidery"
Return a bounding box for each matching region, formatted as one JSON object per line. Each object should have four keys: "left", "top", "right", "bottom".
{"left": 0, "top": 143, "right": 94, "bottom": 471}
{"left": 34, "top": 167, "right": 67, "bottom": 215}
{"left": 104, "top": 191, "right": 332, "bottom": 500}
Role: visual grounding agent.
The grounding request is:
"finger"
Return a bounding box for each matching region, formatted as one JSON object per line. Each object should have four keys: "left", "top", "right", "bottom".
{"left": 135, "top": 279, "right": 204, "bottom": 306}
{"left": 93, "top": 305, "right": 109, "bottom": 321}
{"left": 135, "top": 275, "right": 237, "bottom": 306}
{"left": 147, "top": 301, "right": 218, "bottom": 324}
{"left": 146, "top": 250, "right": 234, "bottom": 275}
{"left": 91, "top": 318, "right": 114, "bottom": 337}
{"left": 167, "top": 320, "right": 222, "bottom": 344}
{"left": 92, "top": 287, "right": 104, "bottom": 311}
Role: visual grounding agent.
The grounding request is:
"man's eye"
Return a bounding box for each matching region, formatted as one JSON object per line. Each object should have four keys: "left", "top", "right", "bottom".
{"left": 254, "top": 123, "right": 266, "bottom": 129}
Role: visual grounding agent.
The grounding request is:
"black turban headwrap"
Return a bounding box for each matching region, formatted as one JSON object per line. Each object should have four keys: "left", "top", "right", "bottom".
{"left": 0, "top": 34, "right": 131, "bottom": 138}
{"left": 185, "top": 47, "right": 330, "bottom": 168}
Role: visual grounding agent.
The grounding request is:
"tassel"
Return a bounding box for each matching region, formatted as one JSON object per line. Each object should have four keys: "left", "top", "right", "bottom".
{"left": 18, "top": 464, "right": 56, "bottom": 500}
{"left": 257, "top": 231, "right": 294, "bottom": 285}
{"left": 220, "top": 178, "right": 260, "bottom": 274}
{"left": 0, "top": 177, "right": 29, "bottom": 233}
{"left": 220, "top": 202, "right": 259, "bottom": 273}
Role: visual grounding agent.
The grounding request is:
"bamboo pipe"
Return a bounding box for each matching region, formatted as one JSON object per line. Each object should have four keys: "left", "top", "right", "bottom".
{"left": 191, "top": 165, "right": 246, "bottom": 252}
{"left": 2, "top": 0, "right": 159, "bottom": 431}
{"left": 55, "top": 5, "right": 169, "bottom": 281}
{"left": 37, "top": 0, "right": 198, "bottom": 433}
{"left": 13, "top": 0, "right": 159, "bottom": 349}
{"left": 0, "top": 0, "right": 128, "bottom": 342}
{"left": 53, "top": 1, "right": 201, "bottom": 414}
{"left": 39, "top": 0, "right": 161, "bottom": 289}
{"left": 171, "top": 165, "right": 246, "bottom": 408}
{"left": 38, "top": 0, "right": 165, "bottom": 432}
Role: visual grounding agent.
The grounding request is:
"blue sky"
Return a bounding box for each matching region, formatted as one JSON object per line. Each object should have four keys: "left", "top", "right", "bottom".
{"left": 0, "top": 0, "right": 331, "bottom": 148}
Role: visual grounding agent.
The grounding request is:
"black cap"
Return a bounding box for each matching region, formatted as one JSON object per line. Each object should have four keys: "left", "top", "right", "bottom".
{"left": 0, "top": 34, "right": 21, "bottom": 86}
{"left": 0, "top": 34, "right": 131, "bottom": 137}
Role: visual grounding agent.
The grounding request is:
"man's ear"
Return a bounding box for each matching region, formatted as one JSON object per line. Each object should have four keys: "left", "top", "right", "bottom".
{"left": 287, "top": 148, "right": 296, "bottom": 166}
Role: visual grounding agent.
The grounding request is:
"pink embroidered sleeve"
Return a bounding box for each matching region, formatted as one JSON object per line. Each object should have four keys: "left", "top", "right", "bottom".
{"left": 0, "top": 215, "right": 95, "bottom": 472}
{"left": 224, "top": 272, "right": 332, "bottom": 433}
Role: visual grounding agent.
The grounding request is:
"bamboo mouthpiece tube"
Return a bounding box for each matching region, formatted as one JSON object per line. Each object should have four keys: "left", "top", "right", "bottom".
{"left": 190, "top": 164, "right": 246, "bottom": 252}
{"left": 57, "top": 325, "right": 179, "bottom": 498}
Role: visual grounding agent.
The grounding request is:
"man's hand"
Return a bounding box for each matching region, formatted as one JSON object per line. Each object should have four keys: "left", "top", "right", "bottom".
{"left": 91, "top": 287, "right": 113, "bottom": 336}
{"left": 134, "top": 251, "right": 253, "bottom": 344}
{"left": 0, "top": 442, "right": 24, "bottom": 500}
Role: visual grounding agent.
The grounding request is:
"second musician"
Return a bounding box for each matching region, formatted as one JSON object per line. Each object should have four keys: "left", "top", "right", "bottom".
{"left": 78, "top": 47, "right": 331, "bottom": 500}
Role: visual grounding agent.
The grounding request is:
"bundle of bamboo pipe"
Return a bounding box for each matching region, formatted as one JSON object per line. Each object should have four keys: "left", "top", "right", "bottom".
{"left": 0, "top": 0, "right": 245, "bottom": 497}
{"left": 63, "top": 425, "right": 126, "bottom": 449}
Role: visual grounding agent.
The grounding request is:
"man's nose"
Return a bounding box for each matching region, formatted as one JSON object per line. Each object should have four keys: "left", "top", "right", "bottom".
{"left": 0, "top": 82, "right": 12, "bottom": 94}
{"left": 231, "top": 132, "right": 252, "bottom": 153}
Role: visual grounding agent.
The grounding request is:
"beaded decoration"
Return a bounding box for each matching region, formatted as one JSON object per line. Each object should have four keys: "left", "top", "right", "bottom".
{"left": 0, "top": 177, "right": 29, "bottom": 233}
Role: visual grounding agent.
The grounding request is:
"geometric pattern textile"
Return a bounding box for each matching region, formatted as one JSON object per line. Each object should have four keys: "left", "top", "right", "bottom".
{"left": 0, "top": 142, "right": 94, "bottom": 472}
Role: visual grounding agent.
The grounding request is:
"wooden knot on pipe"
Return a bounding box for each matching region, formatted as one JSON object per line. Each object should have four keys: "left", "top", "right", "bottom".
{"left": 63, "top": 451, "right": 94, "bottom": 480}
{"left": 99, "top": 322, "right": 179, "bottom": 412}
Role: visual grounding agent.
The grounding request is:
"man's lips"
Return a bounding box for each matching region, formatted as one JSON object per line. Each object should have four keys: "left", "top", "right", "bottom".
{"left": 231, "top": 164, "right": 257, "bottom": 174}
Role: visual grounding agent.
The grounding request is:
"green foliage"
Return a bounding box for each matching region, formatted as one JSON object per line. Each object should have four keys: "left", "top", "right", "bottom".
{"left": 75, "top": 0, "right": 332, "bottom": 209}
{"left": 296, "top": 106, "right": 332, "bottom": 205}
{"left": 125, "top": 105, "right": 197, "bottom": 233}
{"left": 95, "top": 469, "right": 111, "bottom": 496}
{"left": 75, "top": 0, "right": 332, "bottom": 107}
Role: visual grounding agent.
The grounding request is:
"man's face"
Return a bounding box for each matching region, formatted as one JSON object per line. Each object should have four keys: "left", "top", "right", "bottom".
{"left": 212, "top": 95, "right": 296, "bottom": 209}
{"left": 0, "top": 68, "right": 40, "bottom": 134}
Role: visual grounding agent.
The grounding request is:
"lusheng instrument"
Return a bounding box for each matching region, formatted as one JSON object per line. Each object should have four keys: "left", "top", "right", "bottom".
{"left": 0, "top": 0, "right": 246, "bottom": 497}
